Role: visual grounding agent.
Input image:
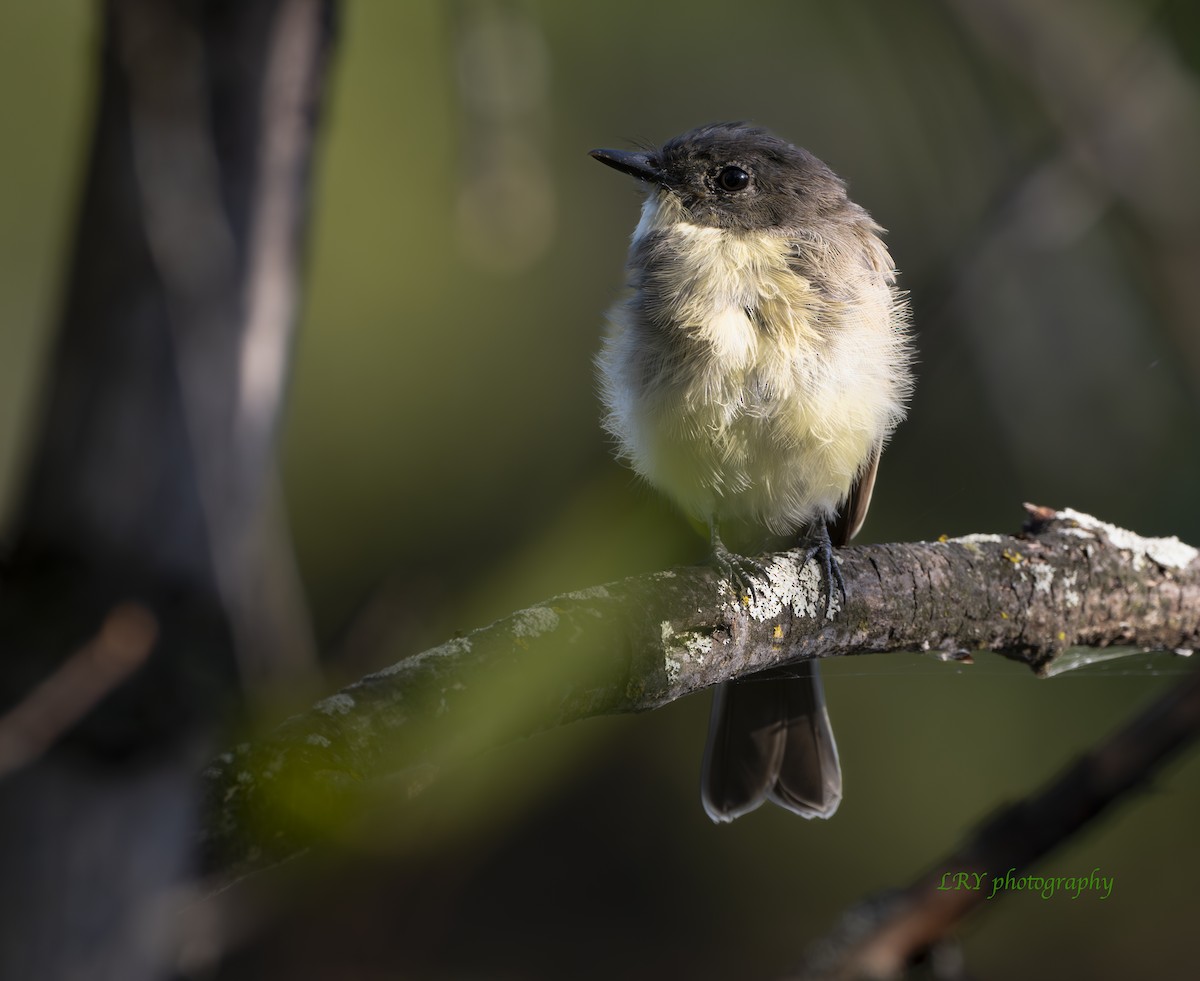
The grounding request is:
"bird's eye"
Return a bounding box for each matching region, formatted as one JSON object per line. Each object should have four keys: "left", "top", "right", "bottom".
{"left": 716, "top": 166, "right": 750, "bottom": 192}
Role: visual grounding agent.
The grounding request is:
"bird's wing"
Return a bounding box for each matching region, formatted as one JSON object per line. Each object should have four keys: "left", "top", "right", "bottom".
{"left": 830, "top": 440, "right": 881, "bottom": 547}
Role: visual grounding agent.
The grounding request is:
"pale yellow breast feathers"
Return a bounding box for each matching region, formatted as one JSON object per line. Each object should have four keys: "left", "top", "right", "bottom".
{"left": 600, "top": 193, "right": 911, "bottom": 533}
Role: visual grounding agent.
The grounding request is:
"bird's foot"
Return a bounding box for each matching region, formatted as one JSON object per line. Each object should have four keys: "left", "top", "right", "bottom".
{"left": 710, "top": 536, "right": 773, "bottom": 604}
{"left": 800, "top": 521, "right": 846, "bottom": 619}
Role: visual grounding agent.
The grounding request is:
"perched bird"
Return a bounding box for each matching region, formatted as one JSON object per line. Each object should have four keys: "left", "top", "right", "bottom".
{"left": 590, "top": 122, "right": 913, "bottom": 822}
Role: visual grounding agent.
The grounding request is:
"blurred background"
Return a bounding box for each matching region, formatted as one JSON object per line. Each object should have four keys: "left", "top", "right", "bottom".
{"left": 3, "top": 1, "right": 1200, "bottom": 978}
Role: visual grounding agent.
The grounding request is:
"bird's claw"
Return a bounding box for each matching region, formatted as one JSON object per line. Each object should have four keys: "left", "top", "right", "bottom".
{"left": 801, "top": 524, "right": 846, "bottom": 619}
{"left": 711, "top": 539, "right": 772, "bottom": 604}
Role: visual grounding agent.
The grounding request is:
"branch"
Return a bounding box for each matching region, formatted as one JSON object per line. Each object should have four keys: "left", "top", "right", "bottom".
{"left": 0, "top": 603, "right": 157, "bottom": 779}
{"left": 793, "top": 664, "right": 1200, "bottom": 980}
{"left": 201, "top": 506, "right": 1200, "bottom": 874}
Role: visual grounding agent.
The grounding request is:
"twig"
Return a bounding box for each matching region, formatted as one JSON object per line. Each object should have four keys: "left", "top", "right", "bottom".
{"left": 792, "top": 664, "right": 1200, "bottom": 980}
{"left": 0, "top": 603, "right": 158, "bottom": 778}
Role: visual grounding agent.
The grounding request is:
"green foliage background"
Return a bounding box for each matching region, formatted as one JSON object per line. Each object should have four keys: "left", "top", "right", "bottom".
{"left": 2, "top": 2, "right": 1199, "bottom": 978}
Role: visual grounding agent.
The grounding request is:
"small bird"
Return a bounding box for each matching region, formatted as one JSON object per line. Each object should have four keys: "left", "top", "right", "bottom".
{"left": 590, "top": 122, "right": 913, "bottom": 822}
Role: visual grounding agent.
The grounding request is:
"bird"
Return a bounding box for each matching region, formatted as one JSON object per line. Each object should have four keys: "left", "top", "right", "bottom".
{"left": 590, "top": 122, "right": 913, "bottom": 822}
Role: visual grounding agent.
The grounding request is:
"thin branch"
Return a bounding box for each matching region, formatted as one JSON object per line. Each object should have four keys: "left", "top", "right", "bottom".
{"left": 117, "top": 0, "right": 325, "bottom": 688}
{"left": 792, "top": 663, "right": 1200, "bottom": 980}
{"left": 0, "top": 603, "right": 158, "bottom": 779}
{"left": 200, "top": 507, "right": 1200, "bottom": 875}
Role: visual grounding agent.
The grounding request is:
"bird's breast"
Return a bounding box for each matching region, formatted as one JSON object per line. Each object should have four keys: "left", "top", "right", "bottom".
{"left": 599, "top": 198, "right": 909, "bottom": 533}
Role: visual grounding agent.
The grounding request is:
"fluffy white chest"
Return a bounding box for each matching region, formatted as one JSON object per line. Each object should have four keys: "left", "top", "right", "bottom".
{"left": 598, "top": 198, "right": 910, "bottom": 536}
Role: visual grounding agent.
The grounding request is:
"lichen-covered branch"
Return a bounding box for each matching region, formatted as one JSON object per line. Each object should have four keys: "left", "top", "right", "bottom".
{"left": 200, "top": 507, "right": 1200, "bottom": 874}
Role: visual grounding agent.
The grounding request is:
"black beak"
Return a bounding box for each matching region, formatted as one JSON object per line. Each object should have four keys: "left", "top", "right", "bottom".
{"left": 589, "top": 148, "right": 663, "bottom": 184}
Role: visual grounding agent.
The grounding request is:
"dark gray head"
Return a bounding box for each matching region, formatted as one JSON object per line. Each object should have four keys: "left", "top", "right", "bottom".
{"left": 590, "top": 122, "right": 854, "bottom": 232}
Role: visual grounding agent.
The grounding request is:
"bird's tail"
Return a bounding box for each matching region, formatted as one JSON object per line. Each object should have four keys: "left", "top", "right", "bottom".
{"left": 700, "top": 660, "right": 842, "bottom": 822}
